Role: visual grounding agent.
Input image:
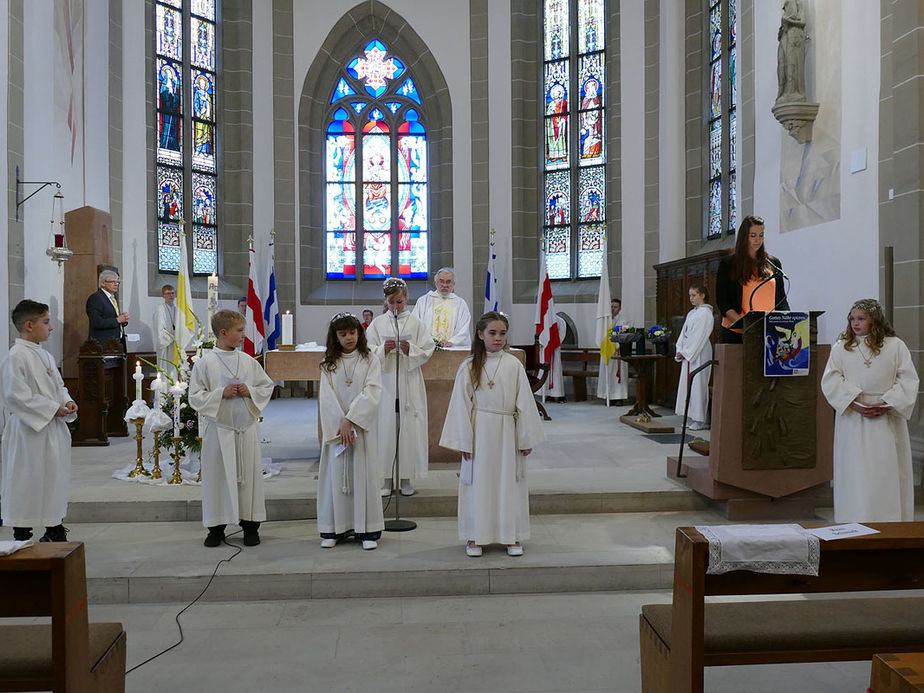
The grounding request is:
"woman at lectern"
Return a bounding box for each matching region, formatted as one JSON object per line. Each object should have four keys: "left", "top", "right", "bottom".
{"left": 715, "top": 215, "right": 789, "bottom": 344}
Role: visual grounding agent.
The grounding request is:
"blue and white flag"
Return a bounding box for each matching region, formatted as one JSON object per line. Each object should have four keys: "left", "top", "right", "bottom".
{"left": 263, "top": 237, "right": 281, "bottom": 350}
{"left": 484, "top": 234, "right": 499, "bottom": 314}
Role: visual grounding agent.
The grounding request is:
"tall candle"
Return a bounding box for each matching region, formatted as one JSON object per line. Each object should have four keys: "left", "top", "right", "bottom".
{"left": 152, "top": 373, "right": 164, "bottom": 408}
{"left": 173, "top": 388, "right": 181, "bottom": 438}
{"left": 207, "top": 272, "right": 218, "bottom": 339}
{"left": 282, "top": 311, "right": 294, "bottom": 346}
{"left": 134, "top": 361, "right": 143, "bottom": 401}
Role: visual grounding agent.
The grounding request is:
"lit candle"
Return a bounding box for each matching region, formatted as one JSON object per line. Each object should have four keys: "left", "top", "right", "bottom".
{"left": 134, "top": 361, "right": 143, "bottom": 402}
{"left": 152, "top": 373, "right": 164, "bottom": 408}
{"left": 207, "top": 272, "right": 218, "bottom": 339}
{"left": 282, "top": 310, "right": 294, "bottom": 346}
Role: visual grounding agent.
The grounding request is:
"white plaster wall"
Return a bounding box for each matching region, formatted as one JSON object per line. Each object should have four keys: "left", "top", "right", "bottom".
{"left": 658, "top": 0, "right": 685, "bottom": 264}
{"left": 619, "top": 0, "right": 646, "bottom": 328}
{"left": 252, "top": 1, "right": 274, "bottom": 250}
{"left": 488, "top": 0, "right": 512, "bottom": 323}
{"left": 83, "top": 0, "right": 109, "bottom": 210}
{"left": 752, "top": 0, "right": 879, "bottom": 344}
{"left": 0, "top": 0, "right": 10, "bottom": 349}
{"left": 290, "top": 0, "right": 473, "bottom": 345}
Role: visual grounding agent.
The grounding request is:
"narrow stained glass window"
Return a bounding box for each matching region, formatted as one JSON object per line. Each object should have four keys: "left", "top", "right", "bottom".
{"left": 704, "top": 0, "right": 736, "bottom": 238}
{"left": 155, "top": 0, "right": 219, "bottom": 274}
{"left": 542, "top": 0, "right": 606, "bottom": 279}
{"left": 325, "top": 40, "right": 430, "bottom": 280}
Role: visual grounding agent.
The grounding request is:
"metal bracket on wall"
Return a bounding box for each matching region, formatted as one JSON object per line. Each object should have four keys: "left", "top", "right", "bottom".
{"left": 15, "top": 165, "right": 62, "bottom": 221}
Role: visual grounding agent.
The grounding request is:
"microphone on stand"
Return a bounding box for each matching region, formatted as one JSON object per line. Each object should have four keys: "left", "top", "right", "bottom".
{"left": 386, "top": 305, "right": 416, "bottom": 532}
{"left": 767, "top": 258, "right": 788, "bottom": 280}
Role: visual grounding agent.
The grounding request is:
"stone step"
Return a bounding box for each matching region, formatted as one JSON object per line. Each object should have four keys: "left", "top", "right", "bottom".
{"left": 63, "top": 488, "right": 710, "bottom": 523}
{"left": 52, "top": 510, "right": 744, "bottom": 604}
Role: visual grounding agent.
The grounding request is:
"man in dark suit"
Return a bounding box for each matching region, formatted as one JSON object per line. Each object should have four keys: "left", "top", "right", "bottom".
{"left": 86, "top": 270, "right": 130, "bottom": 350}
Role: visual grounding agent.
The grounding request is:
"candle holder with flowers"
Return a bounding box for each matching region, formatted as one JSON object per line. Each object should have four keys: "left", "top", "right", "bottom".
{"left": 610, "top": 325, "right": 642, "bottom": 357}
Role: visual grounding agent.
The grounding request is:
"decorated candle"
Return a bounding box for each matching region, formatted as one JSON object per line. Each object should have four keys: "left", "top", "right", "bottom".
{"left": 282, "top": 311, "right": 294, "bottom": 346}
{"left": 207, "top": 272, "right": 218, "bottom": 339}
{"left": 152, "top": 373, "right": 164, "bottom": 408}
{"left": 134, "top": 361, "right": 143, "bottom": 401}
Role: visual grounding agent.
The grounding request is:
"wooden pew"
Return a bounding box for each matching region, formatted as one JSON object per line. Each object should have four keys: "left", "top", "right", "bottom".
{"left": 559, "top": 348, "right": 600, "bottom": 402}
{"left": 0, "top": 542, "right": 126, "bottom": 692}
{"left": 639, "top": 523, "right": 924, "bottom": 693}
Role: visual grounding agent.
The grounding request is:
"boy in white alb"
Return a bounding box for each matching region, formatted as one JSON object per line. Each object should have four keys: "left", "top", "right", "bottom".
{"left": 189, "top": 309, "right": 275, "bottom": 547}
{"left": 0, "top": 300, "right": 78, "bottom": 542}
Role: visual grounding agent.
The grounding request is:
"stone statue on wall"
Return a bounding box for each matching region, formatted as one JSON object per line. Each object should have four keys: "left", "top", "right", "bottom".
{"left": 771, "top": 0, "right": 818, "bottom": 143}
{"left": 776, "top": 0, "right": 806, "bottom": 102}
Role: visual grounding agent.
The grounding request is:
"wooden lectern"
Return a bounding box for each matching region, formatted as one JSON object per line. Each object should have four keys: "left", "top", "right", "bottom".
{"left": 72, "top": 339, "right": 128, "bottom": 446}
{"left": 668, "top": 311, "right": 834, "bottom": 519}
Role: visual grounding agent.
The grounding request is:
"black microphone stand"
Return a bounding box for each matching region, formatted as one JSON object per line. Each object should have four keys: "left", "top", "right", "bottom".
{"left": 385, "top": 308, "right": 416, "bottom": 532}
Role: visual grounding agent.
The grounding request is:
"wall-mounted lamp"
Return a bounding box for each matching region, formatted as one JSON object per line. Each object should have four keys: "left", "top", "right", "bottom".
{"left": 15, "top": 165, "right": 63, "bottom": 222}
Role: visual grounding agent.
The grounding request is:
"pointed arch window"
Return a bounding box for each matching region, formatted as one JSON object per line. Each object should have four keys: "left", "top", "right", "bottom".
{"left": 155, "top": 0, "right": 219, "bottom": 274}
{"left": 325, "top": 40, "right": 429, "bottom": 280}
{"left": 706, "top": 0, "right": 737, "bottom": 238}
{"left": 541, "top": 0, "right": 606, "bottom": 280}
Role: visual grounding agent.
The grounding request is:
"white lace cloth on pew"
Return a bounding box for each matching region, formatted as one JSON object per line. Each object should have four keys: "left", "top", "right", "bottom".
{"left": 0, "top": 539, "right": 34, "bottom": 556}
{"left": 694, "top": 524, "right": 820, "bottom": 575}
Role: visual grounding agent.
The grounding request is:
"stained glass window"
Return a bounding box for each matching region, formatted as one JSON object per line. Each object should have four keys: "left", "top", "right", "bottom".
{"left": 542, "top": 0, "right": 606, "bottom": 279}
{"left": 155, "top": 0, "right": 219, "bottom": 274}
{"left": 705, "top": 0, "right": 737, "bottom": 239}
{"left": 325, "top": 41, "right": 429, "bottom": 280}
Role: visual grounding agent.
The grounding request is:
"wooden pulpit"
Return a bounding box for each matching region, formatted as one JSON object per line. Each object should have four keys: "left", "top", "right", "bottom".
{"left": 72, "top": 339, "right": 129, "bottom": 446}
{"left": 669, "top": 311, "right": 834, "bottom": 519}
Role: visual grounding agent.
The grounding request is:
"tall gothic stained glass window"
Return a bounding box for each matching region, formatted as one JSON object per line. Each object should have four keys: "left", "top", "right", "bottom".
{"left": 706, "top": 0, "right": 736, "bottom": 239}
{"left": 325, "top": 40, "right": 429, "bottom": 280}
{"left": 542, "top": 0, "right": 606, "bottom": 280}
{"left": 156, "top": 0, "right": 219, "bottom": 274}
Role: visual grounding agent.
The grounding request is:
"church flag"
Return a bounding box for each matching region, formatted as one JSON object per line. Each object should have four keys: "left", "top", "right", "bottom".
{"left": 263, "top": 235, "right": 280, "bottom": 351}
{"left": 244, "top": 241, "right": 265, "bottom": 356}
{"left": 174, "top": 226, "right": 197, "bottom": 367}
{"left": 596, "top": 236, "right": 616, "bottom": 365}
{"left": 484, "top": 230, "right": 499, "bottom": 314}
{"left": 534, "top": 245, "right": 561, "bottom": 369}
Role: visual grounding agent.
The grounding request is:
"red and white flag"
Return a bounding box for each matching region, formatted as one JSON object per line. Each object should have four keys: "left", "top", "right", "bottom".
{"left": 244, "top": 242, "right": 264, "bottom": 356}
{"left": 534, "top": 246, "right": 561, "bottom": 368}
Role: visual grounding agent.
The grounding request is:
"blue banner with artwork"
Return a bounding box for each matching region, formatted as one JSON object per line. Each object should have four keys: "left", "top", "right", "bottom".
{"left": 764, "top": 311, "right": 810, "bottom": 377}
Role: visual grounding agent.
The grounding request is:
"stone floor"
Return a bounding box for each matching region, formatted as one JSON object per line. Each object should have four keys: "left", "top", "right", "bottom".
{"left": 0, "top": 397, "right": 902, "bottom": 691}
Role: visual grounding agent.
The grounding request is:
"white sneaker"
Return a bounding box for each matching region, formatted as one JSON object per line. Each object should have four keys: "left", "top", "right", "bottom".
{"left": 320, "top": 538, "right": 337, "bottom": 548}
{"left": 361, "top": 539, "right": 378, "bottom": 550}
{"left": 399, "top": 480, "right": 416, "bottom": 496}
{"left": 380, "top": 481, "right": 393, "bottom": 497}
{"left": 688, "top": 421, "right": 709, "bottom": 431}
{"left": 506, "top": 543, "right": 524, "bottom": 557}
{"left": 465, "top": 543, "right": 483, "bottom": 557}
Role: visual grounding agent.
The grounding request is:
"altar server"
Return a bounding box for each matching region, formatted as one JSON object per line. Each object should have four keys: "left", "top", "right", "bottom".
{"left": 366, "top": 277, "right": 435, "bottom": 497}
{"left": 189, "top": 309, "right": 275, "bottom": 547}
{"left": 821, "top": 299, "right": 918, "bottom": 522}
{"left": 317, "top": 312, "right": 384, "bottom": 550}
{"left": 0, "top": 300, "right": 78, "bottom": 542}
{"left": 674, "top": 284, "right": 715, "bottom": 430}
{"left": 152, "top": 284, "right": 177, "bottom": 376}
{"left": 411, "top": 267, "right": 473, "bottom": 347}
{"left": 440, "top": 312, "right": 546, "bottom": 557}
{"left": 597, "top": 298, "right": 629, "bottom": 403}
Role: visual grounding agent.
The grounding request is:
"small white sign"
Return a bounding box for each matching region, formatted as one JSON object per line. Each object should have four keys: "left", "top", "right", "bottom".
{"left": 806, "top": 523, "right": 880, "bottom": 541}
{"left": 126, "top": 333, "right": 141, "bottom": 343}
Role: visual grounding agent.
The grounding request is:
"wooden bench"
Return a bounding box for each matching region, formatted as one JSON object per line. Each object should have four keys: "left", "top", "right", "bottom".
{"left": 560, "top": 348, "right": 600, "bottom": 402}
{"left": 639, "top": 523, "right": 924, "bottom": 692}
{"left": 0, "top": 542, "right": 126, "bottom": 692}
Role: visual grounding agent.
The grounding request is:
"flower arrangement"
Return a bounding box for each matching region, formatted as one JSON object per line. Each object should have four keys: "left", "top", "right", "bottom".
{"left": 647, "top": 325, "right": 671, "bottom": 343}
{"left": 432, "top": 338, "right": 447, "bottom": 352}
{"left": 610, "top": 325, "right": 642, "bottom": 343}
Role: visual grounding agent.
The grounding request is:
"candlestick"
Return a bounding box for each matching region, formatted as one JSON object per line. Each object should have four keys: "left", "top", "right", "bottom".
{"left": 133, "top": 361, "right": 143, "bottom": 402}
{"left": 151, "top": 431, "right": 163, "bottom": 480}
{"left": 282, "top": 311, "right": 294, "bottom": 346}
{"left": 127, "top": 417, "right": 151, "bottom": 478}
{"left": 168, "top": 436, "right": 183, "bottom": 485}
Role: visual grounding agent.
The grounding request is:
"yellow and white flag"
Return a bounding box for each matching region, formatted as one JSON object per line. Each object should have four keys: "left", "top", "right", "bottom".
{"left": 174, "top": 227, "right": 197, "bottom": 367}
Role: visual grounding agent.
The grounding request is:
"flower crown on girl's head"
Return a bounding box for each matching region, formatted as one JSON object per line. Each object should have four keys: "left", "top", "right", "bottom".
{"left": 329, "top": 311, "right": 355, "bottom": 323}
{"left": 382, "top": 277, "right": 406, "bottom": 292}
{"left": 851, "top": 298, "right": 884, "bottom": 318}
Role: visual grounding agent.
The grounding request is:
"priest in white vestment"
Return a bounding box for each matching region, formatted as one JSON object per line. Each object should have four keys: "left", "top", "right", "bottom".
{"left": 317, "top": 315, "right": 384, "bottom": 549}
{"left": 440, "top": 314, "right": 546, "bottom": 555}
{"left": 674, "top": 286, "right": 715, "bottom": 430}
{"left": 189, "top": 310, "right": 275, "bottom": 547}
{"left": 152, "top": 284, "right": 177, "bottom": 376}
{"left": 0, "top": 300, "right": 77, "bottom": 541}
{"left": 367, "top": 279, "right": 436, "bottom": 495}
{"left": 597, "top": 298, "right": 629, "bottom": 403}
{"left": 411, "top": 267, "right": 472, "bottom": 347}
{"left": 821, "top": 299, "right": 919, "bottom": 523}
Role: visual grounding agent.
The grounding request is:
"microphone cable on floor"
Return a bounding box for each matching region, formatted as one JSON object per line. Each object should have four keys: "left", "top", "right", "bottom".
{"left": 125, "top": 530, "right": 244, "bottom": 674}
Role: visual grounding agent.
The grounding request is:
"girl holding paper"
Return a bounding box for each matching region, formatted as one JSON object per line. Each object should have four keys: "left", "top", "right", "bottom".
{"left": 440, "top": 312, "right": 546, "bottom": 557}
{"left": 317, "top": 312, "right": 384, "bottom": 550}
{"left": 821, "top": 299, "right": 919, "bottom": 522}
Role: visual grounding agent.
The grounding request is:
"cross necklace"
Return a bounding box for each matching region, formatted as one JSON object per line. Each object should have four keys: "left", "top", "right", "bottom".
{"left": 856, "top": 341, "right": 873, "bottom": 368}
{"left": 486, "top": 355, "right": 503, "bottom": 389}
{"left": 342, "top": 354, "right": 359, "bottom": 386}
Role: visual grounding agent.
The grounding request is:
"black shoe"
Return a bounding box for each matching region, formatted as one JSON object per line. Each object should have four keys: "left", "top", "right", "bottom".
{"left": 204, "top": 524, "right": 226, "bottom": 547}
{"left": 39, "top": 525, "right": 68, "bottom": 542}
{"left": 12, "top": 527, "right": 33, "bottom": 541}
{"left": 240, "top": 520, "right": 261, "bottom": 546}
